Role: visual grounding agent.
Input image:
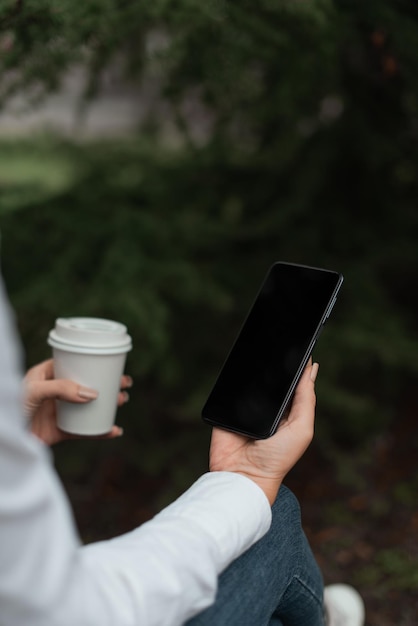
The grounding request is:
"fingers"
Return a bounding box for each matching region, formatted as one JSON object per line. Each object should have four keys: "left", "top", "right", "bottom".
{"left": 310, "top": 362, "right": 319, "bottom": 383}
{"left": 286, "top": 361, "right": 319, "bottom": 430}
{"left": 108, "top": 425, "right": 124, "bottom": 438}
{"left": 27, "top": 379, "right": 99, "bottom": 406}
{"left": 120, "top": 375, "right": 133, "bottom": 390}
{"left": 89, "top": 426, "right": 123, "bottom": 439}
{"left": 30, "top": 381, "right": 133, "bottom": 407}
{"left": 117, "top": 390, "right": 130, "bottom": 406}
{"left": 117, "top": 375, "right": 133, "bottom": 406}
{"left": 24, "top": 359, "right": 55, "bottom": 383}
{"left": 294, "top": 360, "right": 318, "bottom": 398}
{"left": 27, "top": 373, "right": 133, "bottom": 403}
{"left": 62, "top": 425, "right": 125, "bottom": 442}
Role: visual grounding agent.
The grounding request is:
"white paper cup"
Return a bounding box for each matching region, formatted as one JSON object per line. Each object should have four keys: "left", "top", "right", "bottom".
{"left": 48, "top": 317, "right": 132, "bottom": 435}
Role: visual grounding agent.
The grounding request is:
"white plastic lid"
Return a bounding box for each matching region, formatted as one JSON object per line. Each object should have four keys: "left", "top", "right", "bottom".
{"left": 48, "top": 317, "right": 132, "bottom": 355}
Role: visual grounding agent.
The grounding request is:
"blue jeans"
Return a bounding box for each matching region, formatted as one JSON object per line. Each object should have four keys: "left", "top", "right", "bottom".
{"left": 185, "top": 485, "right": 325, "bottom": 626}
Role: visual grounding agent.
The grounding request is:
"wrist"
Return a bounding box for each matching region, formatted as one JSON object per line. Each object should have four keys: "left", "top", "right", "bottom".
{"left": 223, "top": 470, "right": 281, "bottom": 507}
{"left": 244, "top": 476, "right": 280, "bottom": 507}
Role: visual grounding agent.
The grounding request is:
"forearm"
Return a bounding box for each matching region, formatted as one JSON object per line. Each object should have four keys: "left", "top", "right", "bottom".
{"left": 0, "top": 276, "right": 271, "bottom": 625}
{"left": 1, "top": 440, "right": 271, "bottom": 626}
{"left": 76, "top": 473, "right": 271, "bottom": 626}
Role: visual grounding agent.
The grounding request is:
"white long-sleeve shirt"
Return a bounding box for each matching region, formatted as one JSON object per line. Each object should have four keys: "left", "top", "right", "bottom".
{"left": 0, "top": 276, "right": 272, "bottom": 626}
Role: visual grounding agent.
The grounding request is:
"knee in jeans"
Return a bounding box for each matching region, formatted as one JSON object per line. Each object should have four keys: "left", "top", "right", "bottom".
{"left": 267, "top": 486, "right": 323, "bottom": 600}
{"left": 269, "top": 485, "right": 305, "bottom": 553}
{"left": 274, "top": 485, "right": 302, "bottom": 523}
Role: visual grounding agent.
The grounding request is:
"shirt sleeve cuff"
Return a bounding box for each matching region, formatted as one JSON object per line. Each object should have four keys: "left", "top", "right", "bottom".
{"left": 154, "top": 471, "right": 272, "bottom": 569}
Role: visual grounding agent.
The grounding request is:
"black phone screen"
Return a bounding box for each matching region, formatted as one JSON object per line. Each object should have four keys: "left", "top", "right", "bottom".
{"left": 201, "top": 262, "right": 343, "bottom": 438}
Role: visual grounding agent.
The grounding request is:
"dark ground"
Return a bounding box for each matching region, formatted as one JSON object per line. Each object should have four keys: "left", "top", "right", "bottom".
{"left": 58, "top": 397, "right": 418, "bottom": 626}
{"left": 287, "top": 405, "right": 418, "bottom": 626}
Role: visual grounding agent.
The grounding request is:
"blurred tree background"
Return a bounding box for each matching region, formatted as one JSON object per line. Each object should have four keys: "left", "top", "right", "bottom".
{"left": 0, "top": 1, "right": 417, "bottom": 624}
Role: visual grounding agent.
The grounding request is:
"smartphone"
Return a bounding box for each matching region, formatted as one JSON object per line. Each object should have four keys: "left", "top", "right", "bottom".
{"left": 201, "top": 262, "right": 343, "bottom": 439}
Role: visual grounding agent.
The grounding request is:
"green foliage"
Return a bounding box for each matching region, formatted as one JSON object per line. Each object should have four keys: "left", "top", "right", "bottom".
{"left": 1, "top": 0, "right": 418, "bottom": 444}
{"left": 355, "top": 548, "right": 418, "bottom": 592}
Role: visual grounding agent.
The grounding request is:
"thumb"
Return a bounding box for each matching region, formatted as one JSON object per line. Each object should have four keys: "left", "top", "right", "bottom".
{"left": 26, "top": 379, "right": 99, "bottom": 406}
{"left": 287, "top": 362, "right": 318, "bottom": 425}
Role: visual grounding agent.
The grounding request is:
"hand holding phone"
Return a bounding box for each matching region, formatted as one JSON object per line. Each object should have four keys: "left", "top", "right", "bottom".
{"left": 209, "top": 361, "right": 319, "bottom": 504}
{"left": 202, "top": 262, "right": 343, "bottom": 439}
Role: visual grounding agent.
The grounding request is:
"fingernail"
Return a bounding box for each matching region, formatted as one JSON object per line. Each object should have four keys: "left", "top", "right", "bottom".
{"left": 122, "top": 391, "right": 130, "bottom": 402}
{"left": 116, "top": 427, "right": 124, "bottom": 437}
{"left": 125, "top": 376, "right": 133, "bottom": 388}
{"left": 78, "top": 387, "right": 99, "bottom": 400}
{"left": 310, "top": 362, "right": 319, "bottom": 382}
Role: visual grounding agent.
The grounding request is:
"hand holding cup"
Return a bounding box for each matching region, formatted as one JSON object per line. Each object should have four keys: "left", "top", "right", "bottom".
{"left": 44, "top": 317, "right": 132, "bottom": 438}
{"left": 24, "top": 359, "right": 132, "bottom": 445}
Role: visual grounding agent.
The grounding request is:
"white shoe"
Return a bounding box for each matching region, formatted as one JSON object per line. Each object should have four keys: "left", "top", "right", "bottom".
{"left": 324, "top": 584, "right": 365, "bottom": 626}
